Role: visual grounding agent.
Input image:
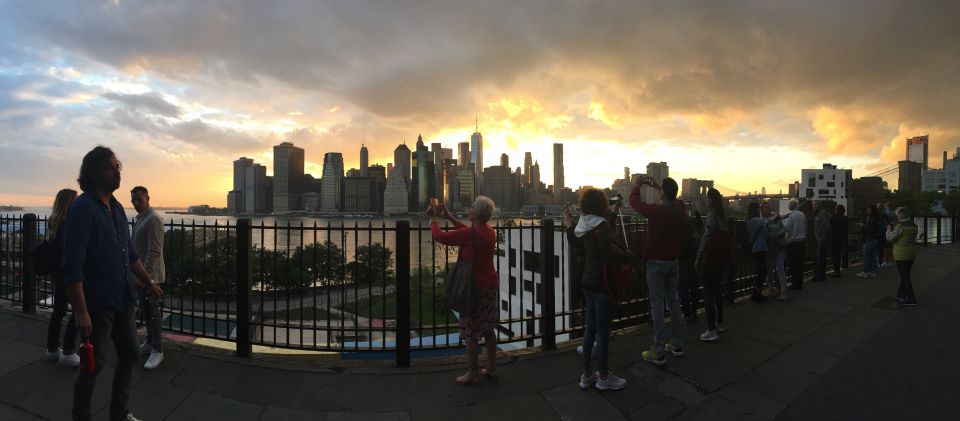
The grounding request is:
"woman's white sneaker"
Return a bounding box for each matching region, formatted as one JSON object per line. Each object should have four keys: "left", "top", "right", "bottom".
{"left": 59, "top": 352, "right": 80, "bottom": 367}
{"left": 595, "top": 372, "right": 627, "bottom": 391}
{"left": 144, "top": 350, "right": 164, "bottom": 370}
{"left": 700, "top": 330, "right": 720, "bottom": 342}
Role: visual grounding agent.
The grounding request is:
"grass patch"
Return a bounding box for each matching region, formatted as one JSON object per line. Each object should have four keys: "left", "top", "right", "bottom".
{"left": 338, "top": 285, "right": 458, "bottom": 331}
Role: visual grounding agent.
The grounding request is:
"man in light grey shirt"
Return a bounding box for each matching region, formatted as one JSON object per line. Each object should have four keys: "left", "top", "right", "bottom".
{"left": 131, "top": 186, "right": 165, "bottom": 370}
{"left": 782, "top": 199, "right": 807, "bottom": 290}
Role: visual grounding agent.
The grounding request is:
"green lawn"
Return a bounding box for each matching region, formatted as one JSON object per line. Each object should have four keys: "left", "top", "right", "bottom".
{"left": 338, "top": 285, "right": 458, "bottom": 331}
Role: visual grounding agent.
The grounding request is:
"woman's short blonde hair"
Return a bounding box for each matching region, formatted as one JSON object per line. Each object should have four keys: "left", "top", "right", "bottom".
{"left": 472, "top": 196, "right": 496, "bottom": 223}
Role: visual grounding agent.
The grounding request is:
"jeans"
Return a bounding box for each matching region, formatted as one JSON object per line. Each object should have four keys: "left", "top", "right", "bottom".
{"left": 73, "top": 306, "right": 138, "bottom": 421}
{"left": 896, "top": 260, "right": 917, "bottom": 302}
{"left": 646, "top": 260, "right": 684, "bottom": 354}
{"left": 863, "top": 239, "right": 879, "bottom": 274}
{"left": 678, "top": 259, "right": 699, "bottom": 318}
{"left": 766, "top": 249, "right": 787, "bottom": 290}
{"left": 581, "top": 289, "right": 611, "bottom": 373}
{"left": 703, "top": 267, "right": 725, "bottom": 330}
{"left": 813, "top": 240, "right": 829, "bottom": 281}
{"left": 787, "top": 240, "right": 806, "bottom": 289}
{"left": 47, "top": 280, "right": 78, "bottom": 354}
{"left": 752, "top": 252, "right": 767, "bottom": 295}
{"left": 139, "top": 292, "right": 163, "bottom": 352}
{"left": 831, "top": 241, "right": 847, "bottom": 273}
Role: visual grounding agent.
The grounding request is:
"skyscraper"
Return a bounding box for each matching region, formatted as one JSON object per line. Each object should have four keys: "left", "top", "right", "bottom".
{"left": 482, "top": 165, "right": 519, "bottom": 210}
{"left": 273, "top": 142, "right": 305, "bottom": 212}
{"left": 471, "top": 128, "right": 483, "bottom": 177}
{"left": 411, "top": 135, "right": 435, "bottom": 210}
{"left": 553, "top": 143, "right": 564, "bottom": 195}
{"left": 393, "top": 142, "right": 411, "bottom": 183}
{"left": 500, "top": 153, "right": 509, "bottom": 168}
{"left": 244, "top": 163, "right": 269, "bottom": 213}
{"left": 531, "top": 160, "right": 541, "bottom": 187}
{"left": 320, "top": 152, "right": 345, "bottom": 211}
{"left": 360, "top": 144, "right": 369, "bottom": 176}
{"left": 231, "top": 157, "right": 254, "bottom": 212}
{"left": 383, "top": 166, "right": 409, "bottom": 214}
{"left": 458, "top": 142, "right": 471, "bottom": 168}
{"left": 906, "top": 135, "right": 929, "bottom": 169}
{"left": 646, "top": 162, "right": 669, "bottom": 185}
{"left": 523, "top": 152, "right": 533, "bottom": 186}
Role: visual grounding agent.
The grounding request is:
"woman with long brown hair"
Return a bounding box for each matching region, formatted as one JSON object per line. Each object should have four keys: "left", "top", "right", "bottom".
{"left": 44, "top": 188, "right": 80, "bottom": 366}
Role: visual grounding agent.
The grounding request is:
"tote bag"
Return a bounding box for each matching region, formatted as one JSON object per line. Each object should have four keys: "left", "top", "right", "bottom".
{"left": 443, "top": 227, "right": 479, "bottom": 316}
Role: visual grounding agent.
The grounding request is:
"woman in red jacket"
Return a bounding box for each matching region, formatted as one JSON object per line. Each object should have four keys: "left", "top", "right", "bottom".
{"left": 431, "top": 196, "right": 500, "bottom": 385}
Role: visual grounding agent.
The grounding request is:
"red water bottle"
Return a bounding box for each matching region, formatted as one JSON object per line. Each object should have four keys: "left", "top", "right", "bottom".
{"left": 79, "top": 340, "right": 95, "bottom": 373}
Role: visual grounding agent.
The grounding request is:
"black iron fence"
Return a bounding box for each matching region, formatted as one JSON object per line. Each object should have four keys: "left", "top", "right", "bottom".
{"left": 1, "top": 213, "right": 956, "bottom": 366}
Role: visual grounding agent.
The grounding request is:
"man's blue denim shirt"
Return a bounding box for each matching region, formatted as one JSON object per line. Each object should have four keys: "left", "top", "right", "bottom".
{"left": 61, "top": 192, "right": 140, "bottom": 310}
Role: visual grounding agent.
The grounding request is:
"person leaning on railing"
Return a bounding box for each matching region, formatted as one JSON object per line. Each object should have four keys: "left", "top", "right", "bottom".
{"left": 429, "top": 196, "right": 500, "bottom": 385}
{"left": 44, "top": 188, "right": 80, "bottom": 367}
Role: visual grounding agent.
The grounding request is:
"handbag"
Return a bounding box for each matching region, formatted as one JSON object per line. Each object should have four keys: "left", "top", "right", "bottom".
{"left": 443, "top": 226, "right": 479, "bottom": 316}
{"left": 31, "top": 238, "right": 59, "bottom": 276}
{"left": 603, "top": 241, "right": 633, "bottom": 303}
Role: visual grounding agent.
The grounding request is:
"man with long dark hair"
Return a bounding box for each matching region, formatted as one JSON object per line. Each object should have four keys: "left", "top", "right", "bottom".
{"left": 61, "top": 146, "right": 163, "bottom": 421}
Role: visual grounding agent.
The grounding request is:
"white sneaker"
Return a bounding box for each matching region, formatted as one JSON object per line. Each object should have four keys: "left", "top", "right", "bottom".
{"left": 856, "top": 272, "right": 868, "bottom": 278}
{"left": 595, "top": 372, "right": 627, "bottom": 391}
{"left": 43, "top": 348, "right": 61, "bottom": 361}
{"left": 867, "top": 272, "right": 878, "bottom": 278}
{"left": 139, "top": 342, "right": 153, "bottom": 356}
{"left": 578, "top": 371, "right": 599, "bottom": 390}
{"left": 717, "top": 323, "right": 727, "bottom": 333}
{"left": 125, "top": 413, "right": 143, "bottom": 421}
{"left": 144, "top": 350, "right": 164, "bottom": 370}
{"left": 59, "top": 352, "right": 80, "bottom": 367}
{"left": 700, "top": 330, "right": 720, "bottom": 342}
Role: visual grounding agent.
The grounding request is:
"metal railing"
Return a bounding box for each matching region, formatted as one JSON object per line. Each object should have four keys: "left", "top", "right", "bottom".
{"left": 1, "top": 213, "right": 956, "bottom": 366}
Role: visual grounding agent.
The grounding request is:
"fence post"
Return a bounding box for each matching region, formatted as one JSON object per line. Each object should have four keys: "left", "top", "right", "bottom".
{"left": 936, "top": 216, "right": 942, "bottom": 245}
{"left": 21, "top": 213, "right": 37, "bottom": 314}
{"left": 727, "top": 217, "right": 737, "bottom": 305}
{"left": 540, "top": 219, "right": 556, "bottom": 351}
{"left": 923, "top": 216, "right": 928, "bottom": 247}
{"left": 235, "top": 218, "right": 252, "bottom": 358}
{"left": 395, "top": 220, "right": 411, "bottom": 367}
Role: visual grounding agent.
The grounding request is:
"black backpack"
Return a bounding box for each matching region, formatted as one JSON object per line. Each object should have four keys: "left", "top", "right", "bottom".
{"left": 31, "top": 238, "right": 60, "bottom": 276}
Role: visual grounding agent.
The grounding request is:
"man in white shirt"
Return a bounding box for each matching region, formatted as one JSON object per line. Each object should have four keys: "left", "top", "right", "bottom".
{"left": 782, "top": 199, "right": 807, "bottom": 290}
{"left": 131, "top": 186, "right": 165, "bottom": 370}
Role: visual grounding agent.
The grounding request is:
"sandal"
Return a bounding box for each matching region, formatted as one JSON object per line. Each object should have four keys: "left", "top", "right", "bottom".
{"left": 455, "top": 373, "right": 481, "bottom": 386}
{"left": 480, "top": 368, "right": 500, "bottom": 382}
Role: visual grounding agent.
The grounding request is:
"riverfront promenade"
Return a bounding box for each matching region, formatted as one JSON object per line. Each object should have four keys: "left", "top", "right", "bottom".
{"left": 1, "top": 244, "right": 957, "bottom": 420}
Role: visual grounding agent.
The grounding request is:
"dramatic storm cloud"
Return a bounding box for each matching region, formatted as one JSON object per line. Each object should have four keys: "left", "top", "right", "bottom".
{"left": 1, "top": 0, "right": 958, "bottom": 205}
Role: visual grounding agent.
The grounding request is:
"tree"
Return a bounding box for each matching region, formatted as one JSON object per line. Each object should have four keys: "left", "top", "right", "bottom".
{"left": 346, "top": 243, "right": 394, "bottom": 285}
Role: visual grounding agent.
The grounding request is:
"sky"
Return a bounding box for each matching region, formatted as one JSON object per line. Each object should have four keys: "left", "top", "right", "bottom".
{"left": 1, "top": 0, "right": 958, "bottom": 207}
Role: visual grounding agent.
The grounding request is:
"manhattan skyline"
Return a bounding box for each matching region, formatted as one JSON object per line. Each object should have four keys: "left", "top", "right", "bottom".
{"left": 1, "top": 1, "right": 959, "bottom": 207}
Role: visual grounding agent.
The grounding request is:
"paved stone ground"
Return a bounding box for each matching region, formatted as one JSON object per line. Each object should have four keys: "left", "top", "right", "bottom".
{"left": 0, "top": 244, "right": 956, "bottom": 421}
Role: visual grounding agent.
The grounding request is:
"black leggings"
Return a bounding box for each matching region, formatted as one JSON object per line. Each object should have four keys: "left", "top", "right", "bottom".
{"left": 703, "top": 267, "right": 724, "bottom": 330}
{"left": 46, "top": 280, "right": 78, "bottom": 353}
{"left": 752, "top": 252, "right": 767, "bottom": 292}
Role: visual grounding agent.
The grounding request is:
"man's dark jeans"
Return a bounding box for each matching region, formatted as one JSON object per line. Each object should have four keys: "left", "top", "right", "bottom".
{"left": 139, "top": 293, "right": 163, "bottom": 352}
{"left": 47, "top": 281, "right": 78, "bottom": 354}
{"left": 831, "top": 241, "right": 847, "bottom": 273}
{"left": 73, "top": 306, "right": 138, "bottom": 421}
{"left": 813, "top": 240, "right": 829, "bottom": 282}
{"left": 787, "top": 241, "right": 806, "bottom": 289}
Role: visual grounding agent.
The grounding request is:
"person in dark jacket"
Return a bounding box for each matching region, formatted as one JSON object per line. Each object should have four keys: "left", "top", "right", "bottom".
{"left": 829, "top": 205, "right": 848, "bottom": 277}
{"left": 812, "top": 201, "right": 832, "bottom": 282}
{"left": 678, "top": 202, "right": 701, "bottom": 322}
{"left": 696, "top": 188, "right": 732, "bottom": 342}
{"left": 857, "top": 205, "right": 883, "bottom": 277}
{"left": 565, "top": 189, "right": 627, "bottom": 391}
{"left": 44, "top": 188, "right": 80, "bottom": 367}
